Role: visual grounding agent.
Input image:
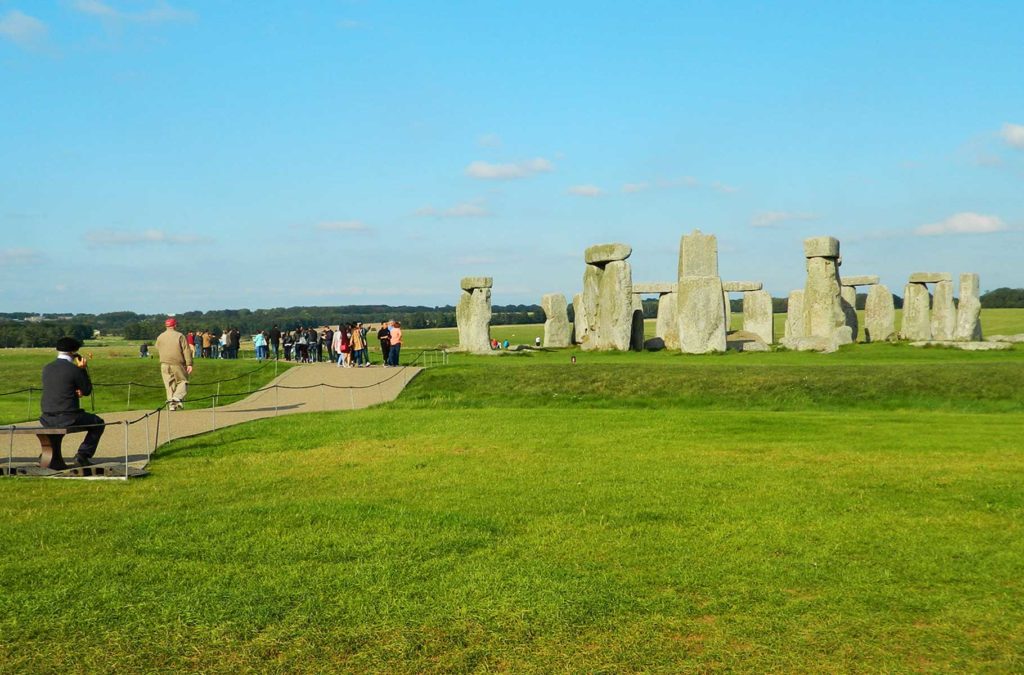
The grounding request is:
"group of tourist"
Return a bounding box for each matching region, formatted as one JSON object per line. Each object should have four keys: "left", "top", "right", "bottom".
{"left": 185, "top": 329, "right": 242, "bottom": 360}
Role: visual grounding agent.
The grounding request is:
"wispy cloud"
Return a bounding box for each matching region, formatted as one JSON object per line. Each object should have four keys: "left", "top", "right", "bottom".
{"left": 1001, "top": 123, "right": 1024, "bottom": 150}
{"left": 567, "top": 185, "right": 602, "bottom": 197}
{"left": 0, "top": 10, "right": 48, "bottom": 49}
{"left": 622, "top": 182, "right": 650, "bottom": 193}
{"left": 84, "top": 228, "right": 210, "bottom": 246}
{"left": 465, "top": 157, "right": 553, "bottom": 180}
{"left": 914, "top": 212, "right": 1008, "bottom": 236}
{"left": 477, "top": 133, "right": 502, "bottom": 148}
{"left": 337, "top": 18, "right": 362, "bottom": 30}
{"left": 0, "top": 248, "right": 43, "bottom": 265}
{"left": 415, "top": 200, "right": 492, "bottom": 218}
{"left": 623, "top": 175, "right": 739, "bottom": 196}
{"left": 751, "top": 211, "right": 821, "bottom": 228}
{"left": 72, "top": 0, "right": 195, "bottom": 24}
{"left": 314, "top": 220, "right": 371, "bottom": 231}
{"left": 710, "top": 181, "right": 739, "bottom": 194}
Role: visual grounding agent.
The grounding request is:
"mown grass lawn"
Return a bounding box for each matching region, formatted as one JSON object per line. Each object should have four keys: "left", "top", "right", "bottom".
{"left": 1, "top": 338, "right": 1023, "bottom": 671}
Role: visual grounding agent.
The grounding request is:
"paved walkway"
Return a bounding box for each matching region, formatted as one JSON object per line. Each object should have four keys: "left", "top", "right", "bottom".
{"left": 3, "top": 363, "right": 421, "bottom": 473}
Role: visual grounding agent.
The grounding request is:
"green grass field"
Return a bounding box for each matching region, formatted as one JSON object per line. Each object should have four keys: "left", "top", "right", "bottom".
{"left": 1, "top": 315, "right": 1023, "bottom": 671}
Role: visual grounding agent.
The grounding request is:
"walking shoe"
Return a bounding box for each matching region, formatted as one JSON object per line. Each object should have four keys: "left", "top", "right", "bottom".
{"left": 75, "top": 456, "right": 93, "bottom": 467}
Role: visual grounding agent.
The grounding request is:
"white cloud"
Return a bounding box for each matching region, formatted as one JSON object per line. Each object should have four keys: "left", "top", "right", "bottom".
{"left": 314, "top": 220, "right": 370, "bottom": 231}
{"left": 337, "top": 19, "right": 362, "bottom": 30}
{"left": 415, "top": 201, "right": 492, "bottom": 218}
{"left": 477, "top": 133, "right": 502, "bottom": 148}
{"left": 751, "top": 211, "right": 821, "bottom": 228}
{"left": 914, "top": 212, "right": 1008, "bottom": 236}
{"left": 72, "top": 0, "right": 195, "bottom": 24}
{"left": 0, "top": 10, "right": 47, "bottom": 48}
{"left": 0, "top": 248, "right": 42, "bottom": 265}
{"left": 625, "top": 175, "right": 738, "bottom": 195}
{"left": 710, "top": 181, "right": 739, "bottom": 194}
{"left": 465, "top": 157, "right": 553, "bottom": 180}
{"left": 84, "top": 228, "right": 210, "bottom": 246}
{"left": 567, "top": 185, "right": 602, "bottom": 197}
{"left": 1001, "top": 123, "right": 1024, "bottom": 150}
{"left": 622, "top": 182, "right": 650, "bottom": 193}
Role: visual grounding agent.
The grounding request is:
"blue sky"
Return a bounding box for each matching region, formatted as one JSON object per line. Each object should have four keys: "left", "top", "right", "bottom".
{"left": 2, "top": 1, "right": 1022, "bottom": 314}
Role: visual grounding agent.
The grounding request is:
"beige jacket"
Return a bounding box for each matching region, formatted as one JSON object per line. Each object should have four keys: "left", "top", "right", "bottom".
{"left": 156, "top": 329, "right": 194, "bottom": 367}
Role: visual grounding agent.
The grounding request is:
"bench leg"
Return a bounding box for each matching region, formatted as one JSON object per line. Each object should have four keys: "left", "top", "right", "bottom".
{"left": 38, "top": 434, "right": 67, "bottom": 470}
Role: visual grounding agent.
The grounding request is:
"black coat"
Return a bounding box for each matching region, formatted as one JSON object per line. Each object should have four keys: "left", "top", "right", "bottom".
{"left": 40, "top": 358, "right": 92, "bottom": 426}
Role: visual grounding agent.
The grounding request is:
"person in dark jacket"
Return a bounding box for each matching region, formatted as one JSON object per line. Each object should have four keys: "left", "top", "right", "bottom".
{"left": 39, "top": 337, "right": 105, "bottom": 466}
{"left": 377, "top": 323, "right": 391, "bottom": 364}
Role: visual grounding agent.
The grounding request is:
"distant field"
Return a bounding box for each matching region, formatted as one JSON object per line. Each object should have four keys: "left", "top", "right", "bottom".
{"left": 2, "top": 319, "right": 1023, "bottom": 671}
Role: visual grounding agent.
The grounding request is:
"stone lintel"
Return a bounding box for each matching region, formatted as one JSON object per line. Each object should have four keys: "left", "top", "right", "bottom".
{"left": 840, "top": 275, "right": 880, "bottom": 287}
{"left": 632, "top": 282, "right": 677, "bottom": 295}
{"left": 721, "top": 281, "right": 762, "bottom": 293}
{"left": 803, "top": 236, "right": 840, "bottom": 258}
{"left": 584, "top": 243, "right": 632, "bottom": 265}
{"left": 460, "top": 276, "right": 493, "bottom": 291}
{"left": 908, "top": 272, "right": 952, "bottom": 284}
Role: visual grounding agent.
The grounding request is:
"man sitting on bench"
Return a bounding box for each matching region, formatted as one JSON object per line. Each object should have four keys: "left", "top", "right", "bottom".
{"left": 40, "top": 337, "right": 105, "bottom": 466}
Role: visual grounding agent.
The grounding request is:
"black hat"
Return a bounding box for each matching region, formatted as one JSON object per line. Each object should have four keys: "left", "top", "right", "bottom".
{"left": 56, "top": 337, "right": 82, "bottom": 352}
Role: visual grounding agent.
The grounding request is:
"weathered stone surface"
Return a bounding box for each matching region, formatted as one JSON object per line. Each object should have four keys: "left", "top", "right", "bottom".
{"left": 726, "top": 330, "right": 769, "bottom": 352}
{"left": 723, "top": 290, "right": 732, "bottom": 332}
{"left": 802, "top": 254, "right": 847, "bottom": 340}
{"left": 742, "top": 290, "right": 774, "bottom": 345}
{"left": 930, "top": 280, "right": 956, "bottom": 341}
{"left": 584, "top": 243, "right": 632, "bottom": 265}
{"left": 678, "top": 230, "right": 719, "bottom": 278}
{"left": 644, "top": 337, "right": 666, "bottom": 351}
{"left": 632, "top": 282, "right": 677, "bottom": 295}
{"left": 541, "top": 293, "right": 571, "bottom": 348}
{"left": 954, "top": 273, "right": 983, "bottom": 341}
{"left": 909, "top": 341, "right": 1011, "bottom": 351}
{"left": 456, "top": 285, "right": 492, "bottom": 353}
{"left": 460, "top": 276, "right": 493, "bottom": 291}
{"left": 630, "top": 294, "right": 645, "bottom": 352}
{"left": 840, "top": 285, "right": 858, "bottom": 341}
{"left": 986, "top": 334, "right": 1024, "bottom": 343}
{"left": 722, "top": 281, "right": 763, "bottom": 292}
{"left": 596, "top": 260, "right": 633, "bottom": 351}
{"left": 803, "top": 236, "right": 840, "bottom": 258}
{"left": 579, "top": 265, "right": 602, "bottom": 351}
{"left": 900, "top": 282, "right": 931, "bottom": 341}
{"left": 863, "top": 284, "right": 896, "bottom": 342}
{"left": 656, "top": 292, "right": 679, "bottom": 350}
{"left": 572, "top": 293, "right": 589, "bottom": 346}
{"left": 840, "top": 275, "right": 880, "bottom": 287}
{"left": 908, "top": 272, "right": 952, "bottom": 284}
{"left": 677, "top": 275, "right": 726, "bottom": 354}
{"left": 780, "top": 326, "right": 854, "bottom": 353}
{"left": 784, "top": 290, "right": 805, "bottom": 341}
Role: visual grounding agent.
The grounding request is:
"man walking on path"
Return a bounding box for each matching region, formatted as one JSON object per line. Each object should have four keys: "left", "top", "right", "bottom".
{"left": 156, "top": 317, "right": 193, "bottom": 410}
{"left": 39, "top": 337, "right": 105, "bottom": 466}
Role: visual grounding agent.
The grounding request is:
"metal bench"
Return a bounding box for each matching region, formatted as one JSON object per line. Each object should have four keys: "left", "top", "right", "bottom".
{"left": 9, "top": 427, "right": 81, "bottom": 469}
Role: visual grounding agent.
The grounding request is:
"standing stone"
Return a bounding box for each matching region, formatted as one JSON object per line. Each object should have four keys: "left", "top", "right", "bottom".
{"left": 801, "top": 245, "right": 847, "bottom": 341}
{"left": 723, "top": 291, "right": 733, "bottom": 332}
{"left": 456, "top": 277, "right": 493, "bottom": 353}
{"left": 930, "top": 280, "right": 956, "bottom": 341}
{"left": 597, "top": 260, "right": 634, "bottom": 351}
{"left": 579, "top": 264, "right": 603, "bottom": 351}
{"left": 742, "top": 290, "right": 774, "bottom": 345}
{"left": 954, "top": 273, "right": 983, "bottom": 341}
{"left": 678, "top": 229, "right": 719, "bottom": 277}
{"left": 863, "top": 285, "right": 896, "bottom": 342}
{"left": 541, "top": 293, "right": 571, "bottom": 348}
{"left": 784, "top": 290, "right": 805, "bottom": 340}
{"left": 572, "top": 293, "right": 589, "bottom": 345}
{"left": 840, "top": 285, "right": 859, "bottom": 341}
{"left": 630, "top": 294, "right": 645, "bottom": 352}
{"left": 900, "top": 282, "right": 931, "bottom": 341}
{"left": 656, "top": 292, "right": 680, "bottom": 350}
{"left": 678, "top": 276, "right": 726, "bottom": 353}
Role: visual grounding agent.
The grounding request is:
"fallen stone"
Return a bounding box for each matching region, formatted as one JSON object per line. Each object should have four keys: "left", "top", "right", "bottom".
{"left": 909, "top": 341, "right": 1012, "bottom": 351}
{"left": 722, "top": 281, "right": 762, "bottom": 292}
{"left": 460, "top": 276, "right": 493, "bottom": 291}
{"left": 541, "top": 293, "right": 572, "bottom": 348}
{"left": 644, "top": 337, "right": 666, "bottom": 351}
{"left": 678, "top": 229, "right": 719, "bottom": 277}
{"left": 780, "top": 327, "right": 853, "bottom": 353}
{"left": 986, "top": 334, "right": 1024, "bottom": 343}
{"left": 954, "top": 273, "right": 983, "bottom": 341}
{"left": 784, "top": 290, "right": 805, "bottom": 341}
{"left": 742, "top": 290, "right": 774, "bottom": 345}
{"left": 908, "top": 272, "right": 952, "bottom": 284}
{"left": 632, "top": 282, "right": 677, "bottom": 295}
{"left": 900, "top": 282, "right": 931, "bottom": 341}
{"left": 863, "top": 284, "right": 896, "bottom": 342}
{"left": 677, "top": 275, "right": 726, "bottom": 354}
{"left": 726, "top": 330, "right": 770, "bottom": 352}
{"left": 840, "top": 275, "right": 880, "bottom": 287}
{"left": 803, "top": 236, "right": 840, "bottom": 258}
{"left": 930, "top": 279, "right": 956, "bottom": 341}
{"left": 656, "top": 292, "right": 680, "bottom": 350}
{"left": 584, "top": 243, "right": 632, "bottom": 265}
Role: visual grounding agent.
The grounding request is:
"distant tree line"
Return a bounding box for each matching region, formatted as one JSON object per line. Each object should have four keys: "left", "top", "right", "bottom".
{"left": 0, "top": 322, "right": 94, "bottom": 348}
{"left": 980, "top": 288, "right": 1024, "bottom": 308}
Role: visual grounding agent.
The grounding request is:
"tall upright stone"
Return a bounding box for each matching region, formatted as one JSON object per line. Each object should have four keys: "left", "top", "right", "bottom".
{"left": 630, "top": 294, "right": 645, "bottom": 352}
{"left": 781, "top": 237, "right": 852, "bottom": 352}
{"left": 863, "top": 285, "right": 896, "bottom": 342}
{"left": 723, "top": 291, "right": 732, "bottom": 332}
{"left": 580, "top": 243, "right": 633, "bottom": 351}
{"left": 456, "top": 277, "right": 493, "bottom": 353}
{"left": 742, "top": 290, "right": 774, "bottom": 344}
{"left": 572, "top": 293, "right": 589, "bottom": 345}
{"left": 784, "top": 290, "right": 805, "bottom": 340}
{"left": 954, "top": 273, "right": 983, "bottom": 341}
{"left": 677, "top": 230, "right": 726, "bottom": 354}
{"left": 541, "top": 293, "right": 571, "bottom": 348}
{"left": 930, "top": 280, "right": 956, "bottom": 341}
{"left": 840, "top": 286, "right": 858, "bottom": 341}
{"left": 656, "top": 292, "right": 680, "bottom": 350}
{"left": 900, "top": 282, "right": 931, "bottom": 341}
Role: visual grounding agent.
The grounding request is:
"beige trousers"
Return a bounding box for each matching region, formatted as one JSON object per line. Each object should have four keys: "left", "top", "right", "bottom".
{"left": 160, "top": 363, "right": 189, "bottom": 404}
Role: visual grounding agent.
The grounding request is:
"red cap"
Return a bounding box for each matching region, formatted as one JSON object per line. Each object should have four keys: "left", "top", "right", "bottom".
{"left": 165, "top": 317, "right": 177, "bottom": 327}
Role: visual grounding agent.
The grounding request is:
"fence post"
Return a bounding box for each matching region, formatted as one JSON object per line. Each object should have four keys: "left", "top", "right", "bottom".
{"left": 320, "top": 383, "right": 325, "bottom": 412}
{"left": 27, "top": 388, "right": 32, "bottom": 418}
{"left": 145, "top": 412, "right": 151, "bottom": 461}
{"left": 123, "top": 421, "right": 129, "bottom": 479}
{"left": 8, "top": 427, "right": 13, "bottom": 476}
{"left": 275, "top": 385, "right": 279, "bottom": 416}
{"left": 127, "top": 382, "right": 132, "bottom": 410}
{"left": 212, "top": 396, "right": 217, "bottom": 432}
